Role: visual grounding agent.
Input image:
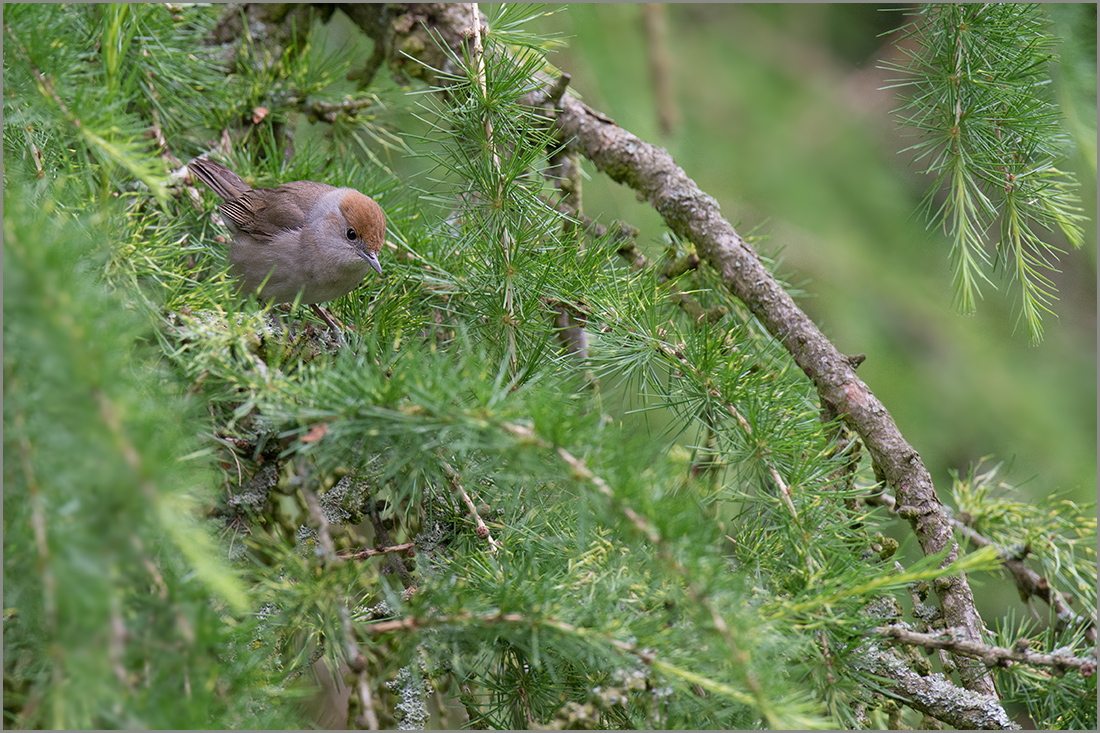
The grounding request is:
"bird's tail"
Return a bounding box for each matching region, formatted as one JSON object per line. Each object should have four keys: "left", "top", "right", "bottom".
{"left": 188, "top": 157, "right": 251, "bottom": 201}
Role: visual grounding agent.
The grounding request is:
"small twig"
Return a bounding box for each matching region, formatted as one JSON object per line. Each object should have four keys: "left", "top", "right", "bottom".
{"left": 962, "top": 526, "right": 1096, "bottom": 643}
{"left": 547, "top": 139, "right": 583, "bottom": 222}
{"left": 344, "top": 4, "right": 391, "bottom": 91}
{"left": 896, "top": 559, "right": 954, "bottom": 672}
{"left": 369, "top": 503, "right": 415, "bottom": 587}
{"left": 551, "top": 300, "right": 590, "bottom": 361}
{"left": 723, "top": 401, "right": 752, "bottom": 434}
{"left": 142, "top": 64, "right": 173, "bottom": 163}
{"left": 287, "top": 95, "right": 377, "bottom": 124}
{"left": 340, "top": 542, "right": 417, "bottom": 561}
{"left": 440, "top": 458, "right": 501, "bottom": 553}
{"left": 20, "top": 119, "right": 45, "bottom": 178}
{"left": 867, "top": 489, "right": 1097, "bottom": 644}
{"left": 546, "top": 72, "right": 571, "bottom": 106}
{"left": 768, "top": 464, "right": 799, "bottom": 520}
{"left": 551, "top": 442, "right": 662, "bottom": 546}
{"left": 335, "top": 604, "right": 375, "bottom": 729}
{"left": 133, "top": 536, "right": 170, "bottom": 600}
{"left": 309, "top": 303, "right": 348, "bottom": 336}
{"left": 499, "top": 420, "right": 654, "bottom": 548}
{"left": 223, "top": 433, "right": 245, "bottom": 486}
{"left": 655, "top": 343, "right": 798, "bottom": 519}
{"left": 875, "top": 624, "right": 1096, "bottom": 676}
{"left": 362, "top": 610, "right": 653, "bottom": 662}
{"left": 544, "top": 104, "right": 593, "bottom": 362}
{"left": 865, "top": 490, "right": 896, "bottom": 511}
{"left": 364, "top": 610, "right": 515, "bottom": 635}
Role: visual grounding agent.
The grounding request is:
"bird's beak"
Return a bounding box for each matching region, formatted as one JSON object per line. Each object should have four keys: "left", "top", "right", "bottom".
{"left": 363, "top": 251, "right": 383, "bottom": 276}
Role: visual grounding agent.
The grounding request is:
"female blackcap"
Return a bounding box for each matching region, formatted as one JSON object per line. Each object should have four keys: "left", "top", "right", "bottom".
{"left": 188, "top": 157, "right": 385, "bottom": 306}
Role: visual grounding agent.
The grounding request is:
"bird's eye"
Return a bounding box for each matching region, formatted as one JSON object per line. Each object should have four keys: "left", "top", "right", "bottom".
{"left": 346, "top": 228, "right": 357, "bottom": 241}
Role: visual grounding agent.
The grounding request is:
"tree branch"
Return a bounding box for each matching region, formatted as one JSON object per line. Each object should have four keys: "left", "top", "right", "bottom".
{"left": 852, "top": 643, "right": 1018, "bottom": 730}
{"left": 340, "top": 542, "right": 417, "bottom": 561}
{"left": 286, "top": 95, "right": 377, "bottom": 124}
{"left": 440, "top": 457, "right": 501, "bottom": 553}
{"left": 875, "top": 624, "right": 1097, "bottom": 677}
{"left": 368, "top": 502, "right": 415, "bottom": 588}
{"left": 869, "top": 490, "right": 1098, "bottom": 644}
{"left": 523, "top": 80, "right": 996, "bottom": 696}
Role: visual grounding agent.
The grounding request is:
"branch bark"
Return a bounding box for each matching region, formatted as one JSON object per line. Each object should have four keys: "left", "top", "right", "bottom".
{"left": 875, "top": 624, "right": 1097, "bottom": 677}
{"left": 853, "top": 643, "right": 1018, "bottom": 730}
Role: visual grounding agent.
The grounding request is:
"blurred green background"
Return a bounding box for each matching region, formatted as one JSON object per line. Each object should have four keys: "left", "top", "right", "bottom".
{"left": 524, "top": 3, "right": 1096, "bottom": 509}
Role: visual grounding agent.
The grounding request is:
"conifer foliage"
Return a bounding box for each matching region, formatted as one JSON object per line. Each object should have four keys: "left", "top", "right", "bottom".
{"left": 4, "top": 4, "right": 1095, "bottom": 729}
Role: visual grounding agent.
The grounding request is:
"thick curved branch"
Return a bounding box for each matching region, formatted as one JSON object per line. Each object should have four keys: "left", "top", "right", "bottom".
{"left": 526, "top": 85, "right": 995, "bottom": 696}
{"left": 853, "top": 643, "right": 1018, "bottom": 730}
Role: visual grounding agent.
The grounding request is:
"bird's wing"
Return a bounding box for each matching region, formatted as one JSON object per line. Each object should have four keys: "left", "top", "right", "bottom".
{"left": 225, "top": 182, "right": 334, "bottom": 240}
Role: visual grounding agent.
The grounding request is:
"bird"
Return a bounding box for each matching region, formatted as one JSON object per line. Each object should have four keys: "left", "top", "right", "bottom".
{"left": 188, "top": 157, "right": 385, "bottom": 332}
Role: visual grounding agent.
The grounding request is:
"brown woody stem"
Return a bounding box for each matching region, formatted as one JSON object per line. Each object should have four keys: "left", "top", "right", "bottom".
{"left": 525, "top": 85, "right": 995, "bottom": 696}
